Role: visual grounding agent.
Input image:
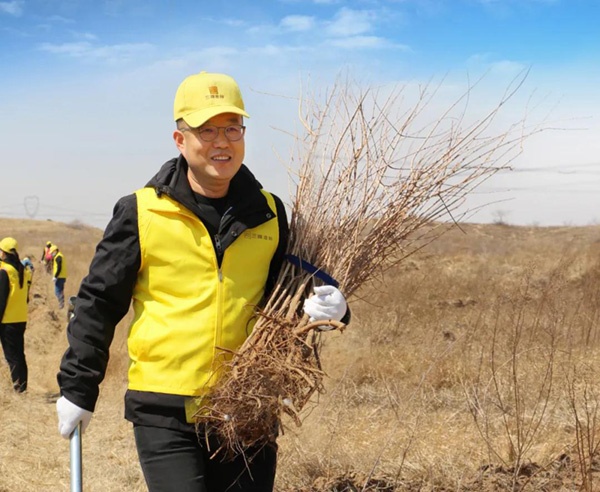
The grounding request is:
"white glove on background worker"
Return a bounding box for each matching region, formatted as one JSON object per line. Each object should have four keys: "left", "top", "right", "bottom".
{"left": 303, "top": 285, "right": 347, "bottom": 327}
{"left": 56, "top": 395, "right": 93, "bottom": 439}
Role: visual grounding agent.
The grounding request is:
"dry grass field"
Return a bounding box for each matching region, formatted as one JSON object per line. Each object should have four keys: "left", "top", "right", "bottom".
{"left": 2, "top": 216, "right": 600, "bottom": 491}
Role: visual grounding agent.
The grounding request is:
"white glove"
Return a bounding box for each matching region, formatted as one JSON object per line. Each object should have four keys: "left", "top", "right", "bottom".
{"left": 303, "top": 285, "right": 347, "bottom": 326}
{"left": 52, "top": 277, "right": 57, "bottom": 283}
{"left": 56, "top": 396, "right": 93, "bottom": 439}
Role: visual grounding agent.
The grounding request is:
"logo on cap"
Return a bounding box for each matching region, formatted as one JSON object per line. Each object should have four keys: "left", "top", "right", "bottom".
{"left": 207, "top": 85, "right": 224, "bottom": 100}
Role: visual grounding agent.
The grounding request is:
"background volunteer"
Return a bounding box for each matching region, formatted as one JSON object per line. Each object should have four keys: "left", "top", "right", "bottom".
{"left": 0, "top": 237, "right": 30, "bottom": 393}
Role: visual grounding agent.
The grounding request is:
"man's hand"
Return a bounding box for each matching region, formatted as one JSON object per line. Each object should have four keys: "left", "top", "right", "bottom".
{"left": 56, "top": 396, "right": 93, "bottom": 439}
{"left": 52, "top": 277, "right": 57, "bottom": 283}
{"left": 303, "top": 285, "right": 347, "bottom": 327}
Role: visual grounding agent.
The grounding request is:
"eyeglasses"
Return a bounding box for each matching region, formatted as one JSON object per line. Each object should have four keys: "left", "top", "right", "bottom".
{"left": 181, "top": 124, "right": 246, "bottom": 142}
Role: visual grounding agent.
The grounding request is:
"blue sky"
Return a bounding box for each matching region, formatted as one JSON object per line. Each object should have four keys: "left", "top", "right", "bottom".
{"left": 1, "top": 0, "right": 599, "bottom": 227}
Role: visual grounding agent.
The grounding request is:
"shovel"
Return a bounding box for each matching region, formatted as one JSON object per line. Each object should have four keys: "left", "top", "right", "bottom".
{"left": 70, "top": 422, "right": 82, "bottom": 491}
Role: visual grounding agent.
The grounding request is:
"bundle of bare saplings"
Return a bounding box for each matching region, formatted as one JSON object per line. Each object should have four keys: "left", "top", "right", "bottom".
{"left": 193, "top": 72, "right": 544, "bottom": 455}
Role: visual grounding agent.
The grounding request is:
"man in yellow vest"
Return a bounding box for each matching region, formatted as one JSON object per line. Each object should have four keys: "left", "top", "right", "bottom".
{"left": 55, "top": 71, "right": 348, "bottom": 491}
{"left": 0, "top": 237, "right": 29, "bottom": 392}
{"left": 50, "top": 245, "right": 67, "bottom": 309}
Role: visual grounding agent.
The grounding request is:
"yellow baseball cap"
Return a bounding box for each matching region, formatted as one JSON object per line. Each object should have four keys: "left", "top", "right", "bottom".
{"left": 173, "top": 71, "right": 250, "bottom": 128}
{"left": 0, "top": 237, "right": 18, "bottom": 253}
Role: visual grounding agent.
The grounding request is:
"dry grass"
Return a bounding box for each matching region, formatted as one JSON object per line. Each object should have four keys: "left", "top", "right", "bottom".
{"left": 199, "top": 74, "right": 547, "bottom": 453}
{"left": 3, "top": 218, "right": 600, "bottom": 491}
{"left": 0, "top": 218, "right": 142, "bottom": 492}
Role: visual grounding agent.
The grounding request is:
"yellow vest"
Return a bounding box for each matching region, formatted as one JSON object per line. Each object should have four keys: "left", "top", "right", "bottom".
{"left": 53, "top": 252, "right": 67, "bottom": 278}
{"left": 127, "top": 187, "right": 279, "bottom": 396}
{"left": 1, "top": 262, "right": 28, "bottom": 323}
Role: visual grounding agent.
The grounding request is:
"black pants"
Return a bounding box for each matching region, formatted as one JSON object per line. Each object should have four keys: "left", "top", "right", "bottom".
{"left": 0, "top": 322, "right": 27, "bottom": 392}
{"left": 133, "top": 425, "right": 277, "bottom": 492}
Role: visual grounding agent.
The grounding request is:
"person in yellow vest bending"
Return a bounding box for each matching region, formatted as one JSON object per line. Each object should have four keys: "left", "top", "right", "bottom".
{"left": 50, "top": 245, "right": 67, "bottom": 309}
{"left": 0, "top": 237, "right": 29, "bottom": 393}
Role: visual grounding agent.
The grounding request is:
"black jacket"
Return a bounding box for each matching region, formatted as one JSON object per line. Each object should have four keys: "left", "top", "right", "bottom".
{"left": 57, "top": 156, "right": 289, "bottom": 430}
